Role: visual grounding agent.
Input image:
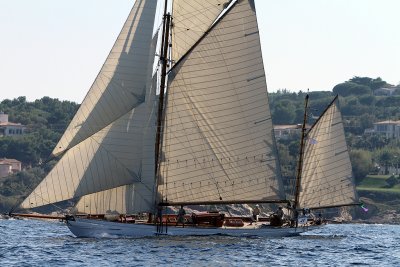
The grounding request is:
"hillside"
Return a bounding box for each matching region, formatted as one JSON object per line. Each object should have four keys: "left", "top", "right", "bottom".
{"left": 1, "top": 77, "right": 400, "bottom": 220}
{"left": 0, "top": 97, "right": 78, "bottom": 211}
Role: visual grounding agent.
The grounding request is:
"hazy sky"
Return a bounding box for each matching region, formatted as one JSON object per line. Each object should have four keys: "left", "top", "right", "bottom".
{"left": 1, "top": 0, "right": 399, "bottom": 103}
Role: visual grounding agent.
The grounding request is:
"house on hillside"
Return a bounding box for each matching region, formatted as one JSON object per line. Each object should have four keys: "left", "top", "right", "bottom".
{"left": 0, "top": 158, "right": 22, "bottom": 178}
{"left": 274, "top": 124, "right": 310, "bottom": 140}
{"left": 0, "top": 112, "right": 26, "bottom": 137}
{"left": 364, "top": 120, "right": 400, "bottom": 139}
{"left": 374, "top": 87, "right": 397, "bottom": 96}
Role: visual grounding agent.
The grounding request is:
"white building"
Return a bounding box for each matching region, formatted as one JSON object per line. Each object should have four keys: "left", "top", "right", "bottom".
{"left": 365, "top": 120, "right": 400, "bottom": 139}
{"left": 0, "top": 112, "right": 26, "bottom": 137}
{"left": 0, "top": 158, "right": 22, "bottom": 178}
{"left": 274, "top": 124, "right": 302, "bottom": 140}
{"left": 374, "top": 87, "right": 397, "bottom": 96}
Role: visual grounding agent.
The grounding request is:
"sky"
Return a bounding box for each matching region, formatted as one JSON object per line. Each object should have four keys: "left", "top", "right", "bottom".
{"left": 0, "top": 0, "right": 399, "bottom": 103}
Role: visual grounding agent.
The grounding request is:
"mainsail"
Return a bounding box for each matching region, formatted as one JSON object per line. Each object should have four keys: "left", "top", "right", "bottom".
{"left": 159, "top": 0, "right": 285, "bottom": 203}
{"left": 298, "top": 96, "right": 358, "bottom": 209}
{"left": 21, "top": 0, "right": 158, "bottom": 209}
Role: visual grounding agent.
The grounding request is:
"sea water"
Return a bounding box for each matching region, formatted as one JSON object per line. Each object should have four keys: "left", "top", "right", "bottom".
{"left": 1, "top": 219, "right": 399, "bottom": 266}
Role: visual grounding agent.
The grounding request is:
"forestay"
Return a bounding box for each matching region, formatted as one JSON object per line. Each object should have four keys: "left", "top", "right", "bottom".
{"left": 298, "top": 97, "right": 358, "bottom": 209}
{"left": 159, "top": 0, "right": 285, "bottom": 203}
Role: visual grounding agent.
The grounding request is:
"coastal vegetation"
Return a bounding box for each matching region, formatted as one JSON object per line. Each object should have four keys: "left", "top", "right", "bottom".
{"left": 1, "top": 77, "right": 400, "bottom": 217}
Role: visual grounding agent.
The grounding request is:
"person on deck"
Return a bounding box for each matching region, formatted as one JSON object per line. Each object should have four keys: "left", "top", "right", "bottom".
{"left": 270, "top": 206, "right": 285, "bottom": 226}
{"left": 252, "top": 204, "right": 261, "bottom": 222}
{"left": 315, "top": 213, "right": 323, "bottom": 225}
{"left": 177, "top": 205, "right": 186, "bottom": 227}
{"left": 275, "top": 207, "right": 284, "bottom": 219}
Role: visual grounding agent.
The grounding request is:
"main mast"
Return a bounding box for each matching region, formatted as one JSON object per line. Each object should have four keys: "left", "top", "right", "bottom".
{"left": 155, "top": 0, "right": 171, "bottom": 192}
{"left": 293, "top": 94, "right": 309, "bottom": 210}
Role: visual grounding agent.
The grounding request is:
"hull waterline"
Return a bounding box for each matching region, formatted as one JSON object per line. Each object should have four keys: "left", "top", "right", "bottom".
{"left": 66, "top": 217, "right": 313, "bottom": 238}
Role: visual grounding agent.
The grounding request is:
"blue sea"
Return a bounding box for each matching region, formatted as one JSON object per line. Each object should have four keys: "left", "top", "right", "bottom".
{"left": 0, "top": 219, "right": 399, "bottom": 266}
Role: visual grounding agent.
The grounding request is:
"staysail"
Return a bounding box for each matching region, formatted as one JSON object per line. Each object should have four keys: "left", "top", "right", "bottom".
{"left": 75, "top": 185, "right": 135, "bottom": 215}
{"left": 74, "top": 75, "right": 159, "bottom": 214}
{"left": 20, "top": 0, "right": 158, "bottom": 209}
{"left": 298, "top": 96, "right": 358, "bottom": 209}
{"left": 159, "top": 0, "right": 285, "bottom": 203}
{"left": 51, "top": 0, "right": 158, "bottom": 156}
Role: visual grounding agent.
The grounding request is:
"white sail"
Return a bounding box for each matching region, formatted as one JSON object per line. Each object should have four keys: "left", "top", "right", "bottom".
{"left": 21, "top": 103, "right": 152, "bottom": 209}
{"left": 52, "top": 0, "right": 158, "bottom": 156}
{"left": 172, "top": 0, "right": 225, "bottom": 62}
{"left": 20, "top": 1, "right": 159, "bottom": 209}
{"left": 75, "top": 185, "right": 135, "bottom": 215}
{"left": 74, "top": 76, "right": 159, "bottom": 214}
{"left": 298, "top": 97, "right": 357, "bottom": 209}
{"left": 159, "top": 0, "right": 285, "bottom": 203}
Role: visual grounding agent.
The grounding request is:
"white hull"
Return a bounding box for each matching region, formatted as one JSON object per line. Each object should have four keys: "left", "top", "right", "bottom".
{"left": 66, "top": 217, "right": 313, "bottom": 238}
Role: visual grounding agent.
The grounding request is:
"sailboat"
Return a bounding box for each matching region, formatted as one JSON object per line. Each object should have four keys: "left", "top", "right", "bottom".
{"left": 18, "top": 0, "right": 359, "bottom": 238}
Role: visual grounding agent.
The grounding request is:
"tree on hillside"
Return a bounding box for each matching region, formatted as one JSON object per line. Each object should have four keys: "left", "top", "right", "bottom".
{"left": 349, "top": 76, "right": 373, "bottom": 85}
{"left": 359, "top": 114, "right": 375, "bottom": 130}
{"left": 350, "top": 150, "right": 373, "bottom": 184}
{"left": 333, "top": 82, "right": 371, "bottom": 97}
{"left": 349, "top": 76, "right": 387, "bottom": 90}
{"left": 359, "top": 95, "right": 375, "bottom": 106}
{"left": 272, "top": 102, "right": 295, "bottom": 124}
{"left": 378, "top": 151, "right": 392, "bottom": 175}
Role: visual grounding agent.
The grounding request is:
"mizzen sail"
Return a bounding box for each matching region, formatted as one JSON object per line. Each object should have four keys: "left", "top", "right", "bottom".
{"left": 298, "top": 97, "right": 358, "bottom": 209}
{"left": 159, "top": 0, "right": 285, "bottom": 204}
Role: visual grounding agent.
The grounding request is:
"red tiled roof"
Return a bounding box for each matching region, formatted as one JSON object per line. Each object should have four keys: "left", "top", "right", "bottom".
{"left": 0, "top": 158, "right": 21, "bottom": 164}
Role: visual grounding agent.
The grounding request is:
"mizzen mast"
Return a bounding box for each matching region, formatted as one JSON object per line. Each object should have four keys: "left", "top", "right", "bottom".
{"left": 293, "top": 94, "right": 309, "bottom": 211}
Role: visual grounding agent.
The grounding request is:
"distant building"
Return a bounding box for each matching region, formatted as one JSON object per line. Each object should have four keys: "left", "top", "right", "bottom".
{"left": 0, "top": 112, "right": 26, "bottom": 137}
{"left": 274, "top": 124, "right": 302, "bottom": 140}
{"left": 364, "top": 120, "right": 400, "bottom": 139}
{"left": 0, "top": 158, "right": 22, "bottom": 178}
{"left": 374, "top": 87, "right": 397, "bottom": 96}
